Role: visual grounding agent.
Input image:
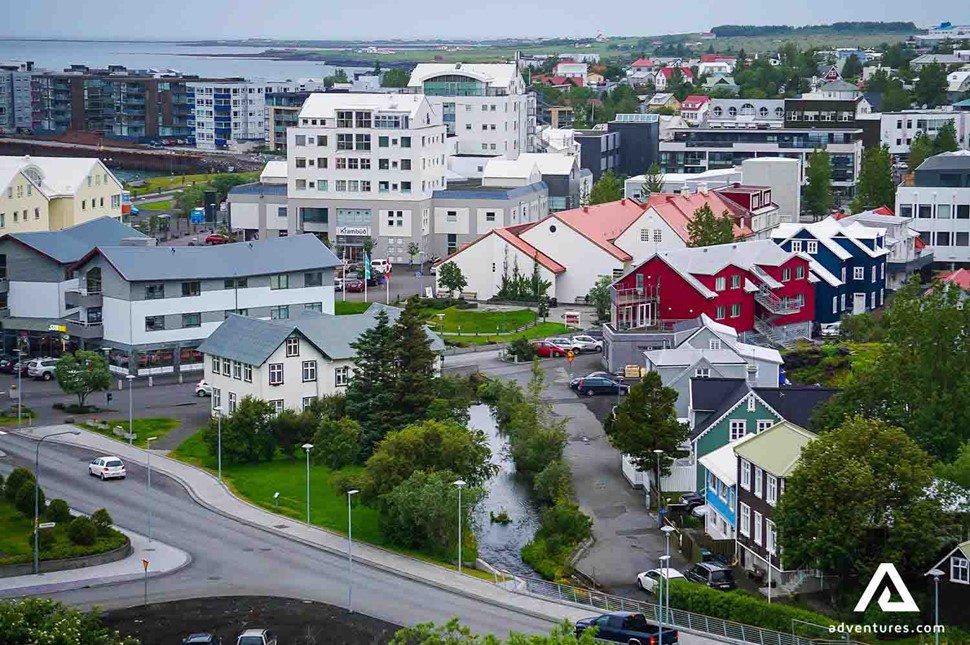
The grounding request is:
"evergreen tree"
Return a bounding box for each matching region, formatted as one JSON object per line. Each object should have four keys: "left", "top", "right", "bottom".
{"left": 841, "top": 54, "right": 863, "bottom": 79}
{"left": 345, "top": 308, "right": 397, "bottom": 453}
{"left": 589, "top": 169, "right": 623, "bottom": 205}
{"left": 913, "top": 62, "right": 948, "bottom": 108}
{"left": 736, "top": 48, "right": 747, "bottom": 67}
{"left": 640, "top": 162, "right": 665, "bottom": 197}
{"left": 804, "top": 150, "right": 833, "bottom": 220}
{"left": 850, "top": 145, "right": 895, "bottom": 213}
{"left": 388, "top": 300, "right": 438, "bottom": 430}
{"left": 879, "top": 79, "right": 912, "bottom": 112}
{"left": 932, "top": 120, "right": 960, "bottom": 154}
{"left": 666, "top": 68, "right": 690, "bottom": 101}
{"left": 908, "top": 131, "right": 934, "bottom": 172}
{"left": 687, "top": 203, "right": 736, "bottom": 247}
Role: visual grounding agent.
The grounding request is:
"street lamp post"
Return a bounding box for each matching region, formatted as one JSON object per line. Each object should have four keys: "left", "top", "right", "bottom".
{"left": 213, "top": 406, "right": 223, "bottom": 482}
{"left": 34, "top": 429, "right": 81, "bottom": 574}
{"left": 146, "top": 436, "right": 158, "bottom": 543}
{"left": 653, "top": 448, "right": 664, "bottom": 511}
{"left": 302, "top": 443, "right": 314, "bottom": 526}
{"left": 660, "top": 525, "right": 675, "bottom": 623}
{"left": 126, "top": 374, "right": 135, "bottom": 446}
{"left": 454, "top": 479, "right": 466, "bottom": 573}
{"left": 928, "top": 568, "right": 944, "bottom": 645}
{"left": 16, "top": 348, "right": 23, "bottom": 428}
{"left": 347, "top": 488, "right": 360, "bottom": 613}
{"left": 658, "top": 554, "right": 671, "bottom": 641}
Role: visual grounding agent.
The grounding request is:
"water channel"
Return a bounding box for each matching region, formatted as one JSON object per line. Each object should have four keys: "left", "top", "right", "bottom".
{"left": 468, "top": 404, "right": 540, "bottom": 577}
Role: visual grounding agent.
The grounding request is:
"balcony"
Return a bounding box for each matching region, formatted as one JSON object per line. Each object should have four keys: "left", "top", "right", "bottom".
{"left": 64, "top": 288, "right": 103, "bottom": 308}
{"left": 0, "top": 307, "right": 8, "bottom": 319}
{"left": 753, "top": 287, "right": 801, "bottom": 315}
{"left": 63, "top": 319, "right": 103, "bottom": 340}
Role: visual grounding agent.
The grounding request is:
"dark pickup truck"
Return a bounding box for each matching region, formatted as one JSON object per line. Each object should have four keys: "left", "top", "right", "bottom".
{"left": 575, "top": 611, "right": 679, "bottom": 644}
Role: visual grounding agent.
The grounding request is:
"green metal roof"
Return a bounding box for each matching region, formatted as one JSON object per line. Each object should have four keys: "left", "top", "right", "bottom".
{"left": 732, "top": 421, "right": 816, "bottom": 476}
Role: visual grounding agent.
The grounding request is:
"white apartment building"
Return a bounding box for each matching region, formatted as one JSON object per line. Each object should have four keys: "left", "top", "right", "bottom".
{"left": 198, "top": 304, "right": 444, "bottom": 416}
{"left": 406, "top": 63, "right": 532, "bottom": 157}
{"left": 285, "top": 93, "right": 448, "bottom": 262}
{"left": 880, "top": 110, "right": 970, "bottom": 156}
{"left": 706, "top": 99, "right": 786, "bottom": 129}
{"left": 190, "top": 78, "right": 328, "bottom": 149}
{"left": 897, "top": 151, "right": 970, "bottom": 267}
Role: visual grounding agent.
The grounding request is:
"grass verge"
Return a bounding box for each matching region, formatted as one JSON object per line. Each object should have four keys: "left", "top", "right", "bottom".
{"left": 138, "top": 200, "right": 173, "bottom": 211}
{"left": 78, "top": 417, "right": 181, "bottom": 449}
{"left": 444, "top": 322, "right": 574, "bottom": 347}
{"left": 0, "top": 499, "right": 128, "bottom": 565}
{"left": 0, "top": 407, "right": 36, "bottom": 426}
{"left": 334, "top": 301, "right": 372, "bottom": 315}
{"left": 422, "top": 306, "right": 536, "bottom": 334}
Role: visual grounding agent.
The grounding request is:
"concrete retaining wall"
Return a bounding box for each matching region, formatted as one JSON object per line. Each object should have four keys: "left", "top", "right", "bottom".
{"left": 0, "top": 538, "right": 132, "bottom": 578}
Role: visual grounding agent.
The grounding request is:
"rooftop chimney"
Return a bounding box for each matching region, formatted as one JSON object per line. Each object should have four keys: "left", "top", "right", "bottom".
{"left": 698, "top": 182, "right": 708, "bottom": 195}
{"left": 583, "top": 206, "right": 589, "bottom": 213}
{"left": 680, "top": 185, "right": 691, "bottom": 197}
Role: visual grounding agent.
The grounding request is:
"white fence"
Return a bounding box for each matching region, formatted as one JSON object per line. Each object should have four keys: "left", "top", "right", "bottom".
{"left": 621, "top": 455, "right": 696, "bottom": 497}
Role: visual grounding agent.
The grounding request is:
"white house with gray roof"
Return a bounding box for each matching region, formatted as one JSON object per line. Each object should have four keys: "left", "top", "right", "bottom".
{"left": 197, "top": 304, "right": 445, "bottom": 416}
{"left": 69, "top": 234, "right": 340, "bottom": 375}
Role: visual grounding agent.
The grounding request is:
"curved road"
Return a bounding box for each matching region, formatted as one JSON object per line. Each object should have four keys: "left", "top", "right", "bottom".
{"left": 0, "top": 432, "right": 556, "bottom": 637}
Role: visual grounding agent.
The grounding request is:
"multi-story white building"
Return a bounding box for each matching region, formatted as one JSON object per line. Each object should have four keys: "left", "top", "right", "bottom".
{"left": 198, "top": 304, "right": 444, "bottom": 416}
{"left": 880, "top": 110, "right": 970, "bottom": 156}
{"left": 189, "top": 78, "right": 328, "bottom": 149}
{"left": 406, "top": 63, "right": 532, "bottom": 157}
{"left": 0, "top": 61, "right": 34, "bottom": 134}
{"left": 896, "top": 151, "right": 970, "bottom": 267}
{"left": 706, "top": 99, "right": 786, "bottom": 129}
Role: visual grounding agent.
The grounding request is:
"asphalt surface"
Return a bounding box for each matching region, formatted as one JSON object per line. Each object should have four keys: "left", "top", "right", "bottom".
{"left": 0, "top": 431, "right": 560, "bottom": 638}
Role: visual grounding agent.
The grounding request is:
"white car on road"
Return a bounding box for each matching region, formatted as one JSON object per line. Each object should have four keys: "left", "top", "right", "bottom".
{"left": 88, "top": 456, "right": 126, "bottom": 480}
{"left": 195, "top": 380, "right": 212, "bottom": 397}
{"left": 636, "top": 567, "right": 686, "bottom": 593}
{"left": 27, "top": 357, "right": 58, "bottom": 380}
{"left": 570, "top": 335, "right": 604, "bottom": 353}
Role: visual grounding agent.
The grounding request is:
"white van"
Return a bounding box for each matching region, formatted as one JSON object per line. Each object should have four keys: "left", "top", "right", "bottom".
{"left": 371, "top": 258, "right": 391, "bottom": 275}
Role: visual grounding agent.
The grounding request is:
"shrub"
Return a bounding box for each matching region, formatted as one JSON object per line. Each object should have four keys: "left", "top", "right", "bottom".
{"left": 507, "top": 337, "right": 537, "bottom": 362}
{"left": 67, "top": 517, "right": 98, "bottom": 546}
{"left": 0, "top": 472, "right": 4, "bottom": 496}
{"left": 90, "top": 508, "right": 114, "bottom": 536}
{"left": 522, "top": 501, "right": 592, "bottom": 580}
{"left": 15, "top": 480, "right": 42, "bottom": 518}
{"left": 47, "top": 499, "right": 72, "bottom": 523}
{"left": 4, "top": 467, "right": 34, "bottom": 504}
{"left": 31, "top": 527, "right": 56, "bottom": 552}
{"left": 534, "top": 460, "right": 574, "bottom": 503}
{"left": 311, "top": 417, "right": 363, "bottom": 469}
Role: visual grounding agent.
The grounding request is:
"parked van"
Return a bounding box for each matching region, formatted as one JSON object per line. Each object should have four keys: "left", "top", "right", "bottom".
{"left": 371, "top": 258, "right": 391, "bottom": 275}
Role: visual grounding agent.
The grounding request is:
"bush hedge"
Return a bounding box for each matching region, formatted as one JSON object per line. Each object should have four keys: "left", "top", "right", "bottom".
{"left": 14, "top": 480, "right": 41, "bottom": 518}
{"left": 47, "top": 499, "right": 72, "bottom": 523}
{"left": 4, "top": 468, "right": 33, "bottom": 504}
{"left": 90, "top": 509, "right": 113, "bottom": 536}
{"left": 67, "top": 517, "right": 98, "bottom": 546}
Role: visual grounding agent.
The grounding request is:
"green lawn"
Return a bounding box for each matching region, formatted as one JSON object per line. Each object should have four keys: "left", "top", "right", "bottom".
{"left": 783, "top": 342, "right": 883, "bottom": 388}
{"left": 126, "top": 172, "right": 258, "bottom": 196}
{"left": 334, "top": 301, "right": 371, "bottom": 315}
{"left": 0, "top": 498, "right": 128, "bottom": 565}
{"left": 0, "top": 407, "right": 36, "bottom": 426}
{"left": 444, "top": 322, "right": 574, "bottom": 347}
{"left": 424, "top": 306, "right": 536, "bottom": 334}
{"left": 138, "top": 200, "right": 173, "bottom": 211}
{"left": 78, "top": 417, "right": 181, "bottom": 449}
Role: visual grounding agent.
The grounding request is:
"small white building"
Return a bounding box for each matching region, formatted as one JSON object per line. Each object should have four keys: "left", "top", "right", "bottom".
{"left": 880, "top": 110, "right": 970, "bottom": 155}
{"left": 198, "top": 304, "right": 444, "bottom": 416}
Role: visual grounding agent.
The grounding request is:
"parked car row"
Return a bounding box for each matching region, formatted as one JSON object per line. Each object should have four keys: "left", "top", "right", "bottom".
{"left": 0, "top": 356, "right": 59, "bottom": 380}
{"left": 636, "top": 561, "right": 737, "bottom": 594}
{"left": 182, "top": 629, "right": 277, "bottom": 645}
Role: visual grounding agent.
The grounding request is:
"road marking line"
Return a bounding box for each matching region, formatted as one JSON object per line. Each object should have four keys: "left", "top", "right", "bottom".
{"left": 0, "top": 430, "right": 7, "bottom": 435}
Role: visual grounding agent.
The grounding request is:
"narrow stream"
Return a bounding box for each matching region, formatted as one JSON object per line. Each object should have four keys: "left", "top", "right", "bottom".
{"left": 469, "top": 404, "right": 540, "bottom": 577}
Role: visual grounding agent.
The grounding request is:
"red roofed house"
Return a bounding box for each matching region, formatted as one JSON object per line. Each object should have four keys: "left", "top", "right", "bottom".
{"left": 939, "top": 268, "right": 970, "bottom": 290}
{"left": 655, "top": 67, "right": 694, "bottom": 91}
{"left": 628, "top": 58, "right": 658, "bottom": 74}
{"left": 680, "top": 95, "right": 711, "bottom": 126}
{"left": 435, "top": 192, "right": 766, "bottom": 304}
{"left": 609, "top": 240, "right": 816, "bottom": 347}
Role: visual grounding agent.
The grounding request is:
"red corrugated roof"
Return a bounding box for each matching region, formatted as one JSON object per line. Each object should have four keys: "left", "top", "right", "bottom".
{"left": 631, "top": 58, "right": 655, "bottom": 67}
{"left": 493, "top": 228, "right": 566, "bottom": 273}
{"left": 941, "top": 268, "right": 970, "bottom": 290}
{"left": 700, "top": 54, "right": 737, "bottom": 63}
{"left": 549, "top": 199, "right": 648, "bottom": 261}
{"left": 871, "top": 205, "right": 895, "bottom": 216}
{"left": 681, "top": 95, "right": 711, "bottom": 108}
{"left": 644, "top": 192, "right": 754, "bottom": 242}
{"left": 657, "top": 67, "right": 693, "bottom": 79}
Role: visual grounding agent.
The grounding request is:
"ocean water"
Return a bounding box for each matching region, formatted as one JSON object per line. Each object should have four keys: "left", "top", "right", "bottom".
{"left": 0, "top": 39, "right": 363, "bottom": 80}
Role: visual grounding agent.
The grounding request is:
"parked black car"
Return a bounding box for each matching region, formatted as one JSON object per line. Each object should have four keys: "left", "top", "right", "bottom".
{"left": 679, "top": 492, "right": 705, "bottom": 512}
{"left": 582, "top": 327, "right": 604, "bottom": 340}
{"left": 0, "top": 355, "right": 19, "bottom": 374}
{"left": 575, "top": 611, "right": 678, "bottom": 644}
{"left": 569, "top": 375, "right": 630, "bottom": 396}
{"left": 683, "top": 562, "right": 736, "bottom": 591}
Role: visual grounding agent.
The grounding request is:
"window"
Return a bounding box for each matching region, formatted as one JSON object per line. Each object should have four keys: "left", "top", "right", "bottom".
{"left": 302, "top": 360, "right": 317, "bottom": 382}
{"left": 731, "top": 274, "right": 741, "bottom": 289}
{"left": 378, "top": 136, "right": 389, "bottom": 147}
{"left": 853, "top": 267, "right": 864, "bottom": 280}
{"left": 747, "top": 394, "right": 756, "bottom": 412}
{"left": 754, "top": 419, "right": 774, "bottom": 433}
{"left": 730, "top": 303, "right": 741, "bottom": 318}
{"left": 781, "top": 268, "right": 791, "bottom": 282}
{"left": 225, "top": 278, "right": 248, "bottom": 289}
{"left": 270, "top": 274, "right": 289, "bottom": 290}
{"left": 232, "top": 361, "right": 242, "bottom": 380}
{"left": 753, "top": 511, "right": 763, "bottom": 546}
{"left": 305, "top": 302, "right": 323, "bottom": 312}
{"left": 145, "top": 315, "right": 165, "bottom": 331}
{"left": 211, "top": 355, "right": 219, "bottom": 373}
{"left": 739, "top": 503, "right": 751, "bottom": 536}
{"left": 355, "top": 134, "right": 371, "bottom": 151}
{"left": 485, "top": 211, "right": 496, "bottom": 222}
{"left": 295, "top": 179, "right": 306, "bottom": 190}
{"left": 222, "top": 358, "right": 231, "bottom": 377}
{"left": 181, "top": 281, "right": 201, "bottom": 297}
{"left": 446, "top": 210, "right": 457, "bottom": 223}
{"left": 337, "top": 133, "right": 353, "bottom": 150}
{"left": 938, "top": 204, "right": 952, "bottom": 219}
{"left": 958, "top": 205, "right": 970, "bottom": 220}
{"left": 295, "top": 157, "right": 307, "bottom": 169}
{"left": 286, "top": 337, "right": 300, "bottom": 357}
{"left": 918, "top": 204, "right": 932, "bottom": 219}
{"left": 937, "top": 231, "right": 952, "bottom": 247}
{"left": 871, "top": 266, "right": 877, "bottom": 282}
{"left": 302, "top": 396, "right": 317, "bottom": 411}
{"left": 181, "top": 312, "right": 201, "bottom": 328}
{"left": 244, "top": 364, "right": 252, "bottom": 383}
{"left": 791, "top": 240, "right": 803, "bottom": 252}
{"left": 269, "top": 399, "right": 284, "bottom": 416}
{"left": 145, "top": 283, "right": 164, "bottom": 299}
{"left": 401, "top": 136, "right": 411, "bottom": 148}
{"left": 304, "top": 271, "right": 323, "bottom": 287}
{"left": 225, "top": 308, "right": 248, "bottom": 318}
{"left": 754, "top": 467, "right": 763, "bottom": 498}
{"left": 212, "top": 387, "right": 221, "bottom": 411}
{"left": 709, "top": 338, "right": 721, "bottom": 350}
{"left": 766, "top": 520, "right": 776, "bottom": 554}
{"left": 653, "top": 230, "right": 662, "bottom": 243}
{"left": 715, "top": 306, "right": 725, "bottom": 320}
{"left": 695, "top": 367, "right": 710, "bottom": 378}
{"left": 715, "top": 276, "right": 726, "bottom": 291}
{"left": 271, "top": 305, "right": 289, "bottom": 320}
{"left": 335, "top": 365, "right": 350, "bottom": 387}
{"left": 952, "top": 557, "right": 970, "bottom": 584}
{"left": 640, "top": 228, "right": 650, "bottom": 242}
{"left": 741, "top": 460, "right": 751, "bottom": 489}
{"left": 730, "top": 419, "right": 747, "bottom": 441}
{"left": 269, "top": 363, "right": 284, "bottom": 385}
{"left": 766, "top": 474, "right": 778, "bottom": 505}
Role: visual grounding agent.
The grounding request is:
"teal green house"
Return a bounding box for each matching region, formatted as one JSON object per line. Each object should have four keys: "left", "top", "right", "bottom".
{"left": 685, "top": 378, "right": 838, "bottom": 492}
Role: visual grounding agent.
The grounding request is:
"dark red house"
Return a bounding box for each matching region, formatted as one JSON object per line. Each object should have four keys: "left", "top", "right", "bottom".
{"left": 610, "top": 240, "right": 815, "bottom": 345}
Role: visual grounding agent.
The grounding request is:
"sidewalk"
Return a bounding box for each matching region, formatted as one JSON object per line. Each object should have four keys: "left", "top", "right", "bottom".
{"left": 8, "top": 425, "right": 609, "bottom": 626}
{"left": 0, "top": 526, "right": 189, "bottom": 598}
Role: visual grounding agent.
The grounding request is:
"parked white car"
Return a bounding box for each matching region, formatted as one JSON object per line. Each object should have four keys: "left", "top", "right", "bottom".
{"left": 636, "top": 567, "right": 686, "bottom": 593}
{"left": 27, "top": 357, "right": 58, "bottom": 381}
{"left": 195, "top": 380, "right": 212, "bottom": 397}
{"left": 370, "top": 258, "right": 391, "bottom": 275}
{"left": 88, "top": 456, "right": 126, "bottom": 480}
{"left": 570, "top": 335, "right": 604, "bottom": 353}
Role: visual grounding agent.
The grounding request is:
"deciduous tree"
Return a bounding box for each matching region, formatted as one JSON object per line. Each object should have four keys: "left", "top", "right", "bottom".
{"left": 381, "top": 68, "right": 409, "bottom": 88}
{"left": 203, "top": 396, "right": 277, "bottom": 464}
{"left": 54, "top": 350, "right": 111, "bottom": 408}
{"left": 687, "top": 203, "right": 735, "bottom": 247}
{"left": 932, "top": 120, "right": 960, "bottom": 154}
{"left": 804, "top": 150, "right": 833, "bottom": 219}
{"left": 908, "top": 131, "right": 935, "bottom": 172}
{"left": 586, "top": 275, "right": 613, "bottom": 322}
{"left": 436, "top": 261, "right": 468, "bottom": 297}
{"left": 0, "top": 597, "right": 140, "bottom": 645}
{"left": 914, "top": 62, "right": 948, "bottom": 108}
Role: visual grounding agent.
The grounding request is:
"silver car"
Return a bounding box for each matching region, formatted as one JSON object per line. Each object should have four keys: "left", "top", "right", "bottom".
{"left": 27, "top": 358, "right": 58, "bottom": 381}
{"left": 88, "top": 456, "right": 126, "bottom": 480}
{"left": 571, "top": 335, "right": 604, "bottom": 353}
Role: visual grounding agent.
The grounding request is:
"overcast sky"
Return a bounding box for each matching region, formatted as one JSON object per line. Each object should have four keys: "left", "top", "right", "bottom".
{"left": 4, "top": 0, "right": 966, "bottom": 40}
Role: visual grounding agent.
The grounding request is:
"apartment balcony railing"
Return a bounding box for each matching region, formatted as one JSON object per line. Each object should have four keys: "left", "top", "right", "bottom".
{"left": 63, "top": 319, "right": 103, "bottom": 340}
{"left": 753, "top": 286, "right": 801, "bottom": 315}
{"left": 64, "top": 288, "right": 102, "bottom": 309}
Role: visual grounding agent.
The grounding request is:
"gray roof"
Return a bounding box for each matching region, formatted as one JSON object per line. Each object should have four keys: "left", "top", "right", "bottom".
{"left": 752, "top": 385, "right": 839, "bottom": 429}
{"left": 917, "top": 150, "right": 970, "bottom": 172}
{"left": 818, "top": 80, "right": 860, "bottom": 92}
{"left": 197, "top": 303, "right": 445, "bottom": 366}
{"left": 87, "top": 234, "right": 340, "bottom": 281}
{"left": 8, "top": 216, "right": 146, "bottom": 264}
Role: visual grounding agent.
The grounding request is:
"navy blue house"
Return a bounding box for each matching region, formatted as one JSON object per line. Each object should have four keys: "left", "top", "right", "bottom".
{"left": 770, "top": 218, "right": 888, "bottom": 324}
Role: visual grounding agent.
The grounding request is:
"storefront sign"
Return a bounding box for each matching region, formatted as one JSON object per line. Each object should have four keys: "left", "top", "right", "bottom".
{"left": 48, "top": 324, "right": 67, "bottom": 333}
{"left": 336, "top": 226, "right": 371, "bottom": 237}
